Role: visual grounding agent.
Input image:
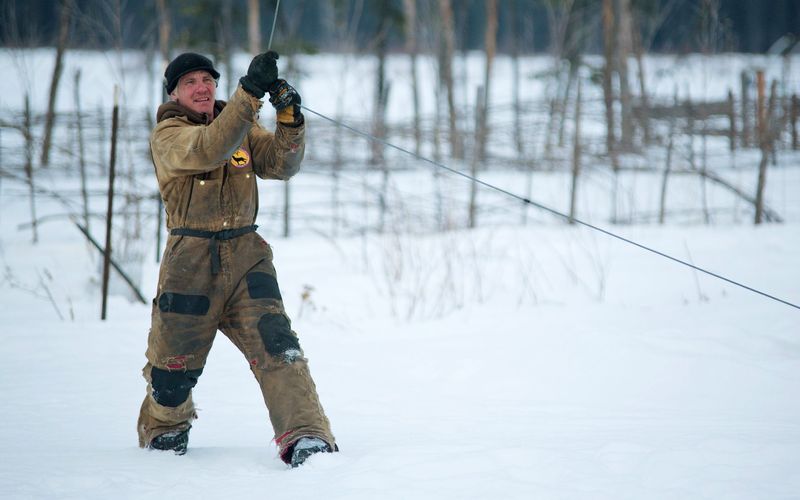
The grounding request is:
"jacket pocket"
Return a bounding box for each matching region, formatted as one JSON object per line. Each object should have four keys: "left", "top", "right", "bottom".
{"left": 227, "top": 165, "right": 257, "bottom": 225}
{"left": 185, "top": 176, "right": 221, "bottom": 226}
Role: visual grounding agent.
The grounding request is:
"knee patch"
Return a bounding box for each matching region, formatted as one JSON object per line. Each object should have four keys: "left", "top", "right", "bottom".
{"left": 258, "top": 313, "right": 301, "bottom": 361}
{"left": 150, "top": 366, "right": 203, "bottom": 407}
{"left": 158, "top": 292, "right": 210, "bottom": 316}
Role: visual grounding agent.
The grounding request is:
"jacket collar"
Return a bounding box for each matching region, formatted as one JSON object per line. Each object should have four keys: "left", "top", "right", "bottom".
{"left": 156, "top": 99, "right": 227, "bottom": 125}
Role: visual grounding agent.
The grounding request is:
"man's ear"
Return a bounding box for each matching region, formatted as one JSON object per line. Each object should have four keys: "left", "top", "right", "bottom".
{"left": 169, "top": 91, "right": 178, "bottom": 101}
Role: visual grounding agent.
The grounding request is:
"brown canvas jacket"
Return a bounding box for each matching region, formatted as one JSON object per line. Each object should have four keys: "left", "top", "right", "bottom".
{"left": 150, "top": 85, "right": 305, "bottom": 231}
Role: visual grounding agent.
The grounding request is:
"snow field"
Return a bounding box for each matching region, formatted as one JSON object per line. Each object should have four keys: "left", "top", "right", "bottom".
{"left": 1, "top": 49, "right": 799, "bottom": 499}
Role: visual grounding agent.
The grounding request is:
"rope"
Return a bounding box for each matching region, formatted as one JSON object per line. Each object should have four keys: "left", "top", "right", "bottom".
{"left": 300, "top": 105, "right": 799, "bottom": 312}
{"left": 266, "top": 0, "right": 798, "bottom": 312}
{"left": 267, "top": 0, "right": 281, "bottom": 51}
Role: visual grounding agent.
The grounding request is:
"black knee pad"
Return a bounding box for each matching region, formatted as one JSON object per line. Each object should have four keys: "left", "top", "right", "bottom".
{"left": 150, "top": 366, "right": 203, "bottom": 407}
{"left": 258, "top": 313, "right": 301, "bottom": 361}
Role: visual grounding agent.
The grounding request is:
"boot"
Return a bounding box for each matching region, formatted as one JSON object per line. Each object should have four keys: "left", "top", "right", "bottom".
{"left": 290, "top": 436, "right": 332, "bottom": 467}
{"left": 149, "top": 427, "right": 190, "bottom": 455}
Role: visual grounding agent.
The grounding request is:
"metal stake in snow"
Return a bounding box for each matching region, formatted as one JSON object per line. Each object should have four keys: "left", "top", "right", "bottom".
{"left": 101, "top": 86, "right": 120, "bottom": 320}
{"left": 266, "top": 3, "right": 799, "bottom": 312}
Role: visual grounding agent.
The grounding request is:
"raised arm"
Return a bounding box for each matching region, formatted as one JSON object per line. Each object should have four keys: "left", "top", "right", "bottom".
{"left": 248, "top": 120, "right": 305, "bottom": 180}
{"left": 150, "top": 87, "right": 261, "bottom": 178}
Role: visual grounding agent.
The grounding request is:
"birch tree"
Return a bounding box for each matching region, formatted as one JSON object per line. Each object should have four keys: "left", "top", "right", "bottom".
{"left": 477, "top": 0, "right": 498, "bottom": 161}
{"left": 438, "top": 0, "right": 462, "bottom": 159}
{"left": 41, "top": 0, "right": 74, "bottom": 168}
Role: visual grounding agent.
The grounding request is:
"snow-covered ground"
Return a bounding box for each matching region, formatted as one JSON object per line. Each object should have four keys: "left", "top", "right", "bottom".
{"left": 1, "top": 204, "right": 799, "bottom": 499}
{"left": 1, "top": 50, "right": 799, "bottom": 499}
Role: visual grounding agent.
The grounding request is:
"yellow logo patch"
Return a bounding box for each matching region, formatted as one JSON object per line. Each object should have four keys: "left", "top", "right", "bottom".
{"left": 230, "top": 148, "right": 250, "bottom": 168}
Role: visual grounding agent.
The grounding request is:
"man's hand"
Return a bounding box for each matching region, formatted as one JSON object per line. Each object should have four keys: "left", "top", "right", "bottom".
{"left": 239, "top": 51, "right": 279, "bottom": 99}
{"left": 268, "top": 79, "right": 303, "bottom": 125}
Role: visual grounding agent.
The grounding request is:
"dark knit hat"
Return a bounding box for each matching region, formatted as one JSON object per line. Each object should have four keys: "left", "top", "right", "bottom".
{"left": 164, "top": 53, "right": 220, "bottom": 94}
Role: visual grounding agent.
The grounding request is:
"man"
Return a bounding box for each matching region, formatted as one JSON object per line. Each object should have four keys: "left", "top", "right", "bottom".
{"left": 138, "top": 51, "right": 336, "bottom": 467}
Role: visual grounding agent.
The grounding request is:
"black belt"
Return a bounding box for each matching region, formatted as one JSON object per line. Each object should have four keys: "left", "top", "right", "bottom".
{"left": 170, "top": 225, "right": 258, "bottom": 274}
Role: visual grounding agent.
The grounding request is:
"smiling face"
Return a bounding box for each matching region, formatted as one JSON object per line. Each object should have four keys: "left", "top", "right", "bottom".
{"left": 171, "top": 70, "right": 217, "bottom": 116}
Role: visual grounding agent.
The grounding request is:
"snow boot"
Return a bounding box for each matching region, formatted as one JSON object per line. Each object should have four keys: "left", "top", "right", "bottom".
{"left": 149, "top": 427, "right": 190, "bottom": 455}
{"left": 290, "top": 437, "right": 332, "bottom": 467}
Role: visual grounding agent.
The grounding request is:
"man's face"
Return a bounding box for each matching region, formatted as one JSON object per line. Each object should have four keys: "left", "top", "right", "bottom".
{"left": 171, "top": 70, "right": 216, "bottom": 116}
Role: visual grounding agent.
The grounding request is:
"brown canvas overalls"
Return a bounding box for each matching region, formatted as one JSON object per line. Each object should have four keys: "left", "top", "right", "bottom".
{"left": 137, "top": 86, "right": 334, "bottom": 462}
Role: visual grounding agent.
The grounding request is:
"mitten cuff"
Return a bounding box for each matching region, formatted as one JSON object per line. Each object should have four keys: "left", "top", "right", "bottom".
{"left": 239, "top": 76, "right": 266, "bottom": 99}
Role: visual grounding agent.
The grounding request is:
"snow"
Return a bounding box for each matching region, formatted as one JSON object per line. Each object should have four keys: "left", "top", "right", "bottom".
{"left": 1, "top": 49, "right": 800, "bottom": 499}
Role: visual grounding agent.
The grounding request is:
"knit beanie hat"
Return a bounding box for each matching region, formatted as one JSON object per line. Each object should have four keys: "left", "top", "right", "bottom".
{"left": 164, "top": 53, "right": 220, "bottom": 94}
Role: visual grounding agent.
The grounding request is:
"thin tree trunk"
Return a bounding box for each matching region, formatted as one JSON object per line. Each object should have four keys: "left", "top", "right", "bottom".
{"left": 379, "top": 152, "right": 390, "bottom": 233}
{"left": 727, "top": 89, "right": 736, "bottom": 151}
{"left": 740, "top": 71, "right": 751, "bottom": 147}
{"left": 754, "top": 71, "right": 767, "bottom": 224}
{"left": 603, "top": 0, "right": 620, "bottom": 222}
{"left": 97, "top": 103, "right": 107, "bottom": 175}
{"left": 511, "top": 0, "right": 524, "bottom": 156}
{"left": 74, "top": 69, "right": 89, "bottom": 234}
{"left": 756, "top": 71, "right": 767, "bottom": 141}
{"left": 41, "top": 0, "right": 73, "bottom": 168}
{"left": 220, "top": 0, "right": 234, "bottom": 97}
{"left": 438, "top": 0, "right": 461, "bottom": 159}
{"left": 372, "top": 30, "right": 388, "bottom": 165}
{"left": 569, "top": 78, "right": 582, "bottom": 224}
{"left": 248, "top": 0, "right": 262, "bottom": 56}
{"left": 700, "top": 106, "right": 710, "bottom": 224}
{"left": 633, "top": 20, "right": 651, "bottom": 145}
{"left": 770, "top": 80, "right": 779, "bottom": 167}
{"left": 403, "top": 0, "right": 421, "bottom": 155}
{"left": 468, "top": 86, "right": 484, "bottom": 229}
{"left": 544, "top": 75, "right": 560, "bottom": 158}
{"left": 155, "top": 0, "right": 171, "bottom": 104}
{"left": 145, "top": 43, "right": 157, "bottom": 130}
{"left": 373, "top": 33, "right": 389, "bottom": 231}
{"left": 24, "top": 95, "right": 38, "bottom": 244}
{"left": 616, "top": 0, "right": 634, "bottom": 149}
{"left": 101, "top": 89, "right": 120, "bottom": 320}
{"left": 686, "top": 96, "right": 696, "bottom": 171}
{"left": 433, "top": 79, "right": 444, "bottom": 229}
{"left": 156, "top": 0, "right": 170, "bottom": 61}
{"left": 602, "top": 0, "right": 616, "bottom": 158}
{"left": 433, "top": 75, "right": 442, "bottom": 163}
{"left": 0, "top": 128, "right": 3, "bottom": 217}
{"left": 512, "top": 48, "right": 522, "bottom": 155}
{"left": 610, "top": 166, "right": 619, "bottom": 223}
{"left": 659, "top": 92, "right": 677, "bottom": 224}
{"left": 331, "top": 109, "right": 343, "bottom": 237}
{"left": 791, "top": 94, "right": 799, "bottom": 150}
{"left": 755, "top": 148, "right": 771, "bottom": 225}
{"left": 557, "top": 61, "right": 576, "bottom": 147}
{"left": 478, "top": 0, "right": 497, "bottom": 161}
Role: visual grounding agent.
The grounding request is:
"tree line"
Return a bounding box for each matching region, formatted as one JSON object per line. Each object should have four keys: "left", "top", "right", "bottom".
{"left": 2, "top": 0, "right": 798, "bottom": 54}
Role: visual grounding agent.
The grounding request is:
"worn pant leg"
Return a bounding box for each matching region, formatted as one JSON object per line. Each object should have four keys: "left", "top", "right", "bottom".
{"left": 219, "top": 239, "right": 335, "bottom": 458}
{"left": 138, "top": 236, "right": 222, "bottom": 447}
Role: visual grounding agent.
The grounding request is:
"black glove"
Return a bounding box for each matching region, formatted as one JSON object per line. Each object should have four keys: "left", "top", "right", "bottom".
{"left": 268, "top": 79, "right": 303, "bottom": 125}
{"left": 239, "top": 51, "right": 279, "bottom": 99}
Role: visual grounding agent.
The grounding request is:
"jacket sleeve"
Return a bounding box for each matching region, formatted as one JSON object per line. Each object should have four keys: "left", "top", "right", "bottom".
{"left": 150, "top": 87, "right": 262, "bottom": 179}
{"left": 248, "top": 119, "right": 306, "bottom": 181}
